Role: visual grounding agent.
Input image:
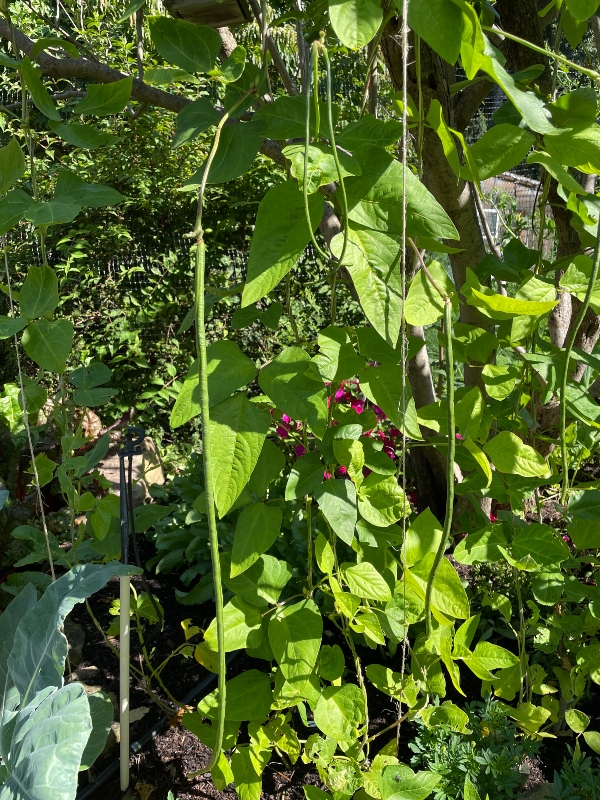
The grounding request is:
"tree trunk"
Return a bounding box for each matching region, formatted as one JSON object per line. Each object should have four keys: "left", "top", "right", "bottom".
{"left": 381, "top": 20, "right": 491, "bottom": 391}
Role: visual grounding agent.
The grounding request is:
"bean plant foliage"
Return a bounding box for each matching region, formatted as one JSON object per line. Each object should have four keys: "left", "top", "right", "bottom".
{"left": 4, "top": 0, "right": 600, "bottom": 798}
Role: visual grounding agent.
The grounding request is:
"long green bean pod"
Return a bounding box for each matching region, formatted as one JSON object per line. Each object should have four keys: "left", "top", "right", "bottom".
{"left": 189, "top": 90, "right": 254, "bottom": 777}
{"left": 323, "top": 47, "right": 349, "bottom": 269}
{"left": 303, "top": 42, "right": 332, "bottom": 263}
{"left": 424, "top": 298, "right": 455, "bottom": 636}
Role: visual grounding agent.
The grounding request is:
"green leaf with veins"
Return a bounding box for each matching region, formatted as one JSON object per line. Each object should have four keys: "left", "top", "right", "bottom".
{"left": 19, "top": 56, "right": 60, "bottom": 120}
{"left": 242, "top": 181, "right": 324, "bottom": 307}
{"left": 331, "top": 227, "right": 403, "bottom": 347}
{"left": 315, "top": 479, "right": 357, "bottom": 546}
{"left": 173, "top": 98, "right": 220, "bottom": 147}
{"left": 25, "top": 199, "right": 81, "bottom": 227}
{"left": 0, "top": 189, "right": 34, "bottom": 235}
{"left": 484, "top": 431, "right": 551, "bottom": 478}
{"left": 198, "top": 669, "right": 273, "bottom": 721}
{"left": 269, "top": 598, "right": 322, "bottom": 681}
{"left": 20, "top": 265, "right": 59, "bottom": 320}
{"left": 283, "top": 143, "right": 361, "bottom": 193}
{"left": 404, "top": 260, "right": 457, "bottom": 326}
{"left": 357, "top": 473, "right": 410, "bottom": 527}
{"left": 204, "top": 595, "right": 263, "bottom": 652}
{"left": 454, "top": 525, "right": 507, "bottom": 565}
{"left": 231, "top": 503, "right": 282, "bottom": 577}
{"left": 148, "top": 16, "right": 222, "bottom": 73}
{"left": 461, "top": 124, "right": 535, "bottom": 181}
{"left": 253, "top": 95, "right": 338, "bottom": 139}
{"left": 408, "top": 553, "right": 470, "bottom": 619}
{"left": 344, "top": 145, "right": 459, "bottom": 241}
{"left": 74, "top": 77, "right": 133, "bottom": 116}
{"left": 171, "top": 340, "right": 257, "bottom": 428}
{"left": 48, "top": 122, "right": 119, "bottom": 149}
{"left": 22, "top": 319, "right": 73, "bottom": 373}
{"left": 209, "top": 393, "right": 271, "bottom": 517}
{"left": 259, "top": 347, "right": 328, "bottom": 438}
{"left": 342, "top": 561, "right": 392, "bottom": 601}
{"left": 183, "top": 121, "right": 265, "bottom": 187}
{"left": 314, "top": 325, "right": 365, "bottom": 383}
{"left": 221, "top": 553, "right": 292, "bottom": 607}
{"left": 285, "top": 451, "right": 325, "bottom": 500}
{"left": 0, "top": 137, "right": 25, "bottom": 195}
{"left": 328, "top": 0, "right": 382, "bottom": 49}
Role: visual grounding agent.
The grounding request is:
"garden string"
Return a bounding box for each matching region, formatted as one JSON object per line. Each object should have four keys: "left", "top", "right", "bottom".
{"left": 398, "top": 0, "right": 409, "bottom": 742}
{"left": 4, "top": 12, "right": 56, "bottom": 581}
{"left": 559, "top": 226, "right": 600, "bottom": 507}
{"left": 2, "top": 238, "right": 55, "bottom": 581}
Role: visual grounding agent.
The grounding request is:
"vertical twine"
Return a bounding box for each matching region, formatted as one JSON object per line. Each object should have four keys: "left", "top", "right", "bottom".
{"left": 398, "top": 0, "right": 410, "bottom": 745}
{"left": 2, "top": 238, "right": 55, "bottom": 581}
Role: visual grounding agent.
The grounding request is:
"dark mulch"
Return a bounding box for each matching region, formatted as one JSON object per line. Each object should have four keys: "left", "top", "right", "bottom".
{"left": 67, "top": 538, "right": 593, "bottom": 800}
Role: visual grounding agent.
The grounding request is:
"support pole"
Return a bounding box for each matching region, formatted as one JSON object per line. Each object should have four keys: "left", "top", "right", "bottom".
{"left": 119, "top": 574, "right": 130, "bottom": 792}
{"left": 118, "top": 426, "right": 145, "bottom": 792}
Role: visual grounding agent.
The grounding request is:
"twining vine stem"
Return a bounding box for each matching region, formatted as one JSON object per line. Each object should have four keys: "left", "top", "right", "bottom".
{"left": 481, "top": 24, "right": 600, "bottom": 82}
{"left": 303, "top": 39, "right": 349, "bottom": 271}
{"left": 409, "top": 242, "right": 456, "bottom": 635}
{"left": 559, "top": 228, "right": 600, "bottom": 507}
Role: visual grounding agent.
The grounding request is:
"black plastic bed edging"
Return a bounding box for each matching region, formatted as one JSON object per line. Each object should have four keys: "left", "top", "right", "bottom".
{"left": 76, "top": 653, "right": 238, "bottom": 799}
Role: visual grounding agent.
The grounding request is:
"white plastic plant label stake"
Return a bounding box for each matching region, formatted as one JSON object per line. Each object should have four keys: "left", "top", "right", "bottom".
{"left": 120, "top": 574, "right": 130, "bottom": 791}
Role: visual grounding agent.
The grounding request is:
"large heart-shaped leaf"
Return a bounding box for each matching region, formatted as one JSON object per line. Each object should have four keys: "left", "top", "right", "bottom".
{"left": 209, "top": 393, "right": 271, "bottom": 517}
{"left": 19, "top": 57, "right": 60, "bottom": 121}
{"left": 0, "top": 189, "right": 35, "bottom": 235}
{"left": 0, "top": 137, "right": 25, "bottom": 195}
{"left": 231, "top": 502, "right": 283, "bottom": 577}
{"left": 259, "top": 347, "right": 328, "bottom": 438}
{"left": 171, "top": 340, "right": 257, "bottom": 428}
{"left": 22, "top": 319, "right": 74, "bottom": 373}
{"left": 331, "top": 227, "right": 403, "bottom": 347}
{"left": 20, "top": 265, "right": 59, "bottom": 320}
{"left": 313, "top": 683, "right": 365, "bottom": 742}
{"left": 204, "top": 595, "right": 263, "bottom": 652}
{"left": 173, "top": 98, "right": 220, "bottom": 148}
{"left": 269, "top": 598, "right": 322, "bottom": 681}
{"left": 148, "top": 16, "right": 222, "bottom": 74}
{"left": 183, "top": 121, "right": 265, "bottom": 187}
{"left": 73, "top": 77, "right": 133, "bottom": 116}
{"left": 328, "top": 0, "right": 382, "bottom": 49}
{"left": 242, "top": 181, "right": 324, "bottom": 307}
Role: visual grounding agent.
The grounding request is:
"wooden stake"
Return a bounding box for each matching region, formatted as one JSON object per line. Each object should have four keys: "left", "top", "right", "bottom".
{"left": 119, "top": 574, "right": 130, "bottom": 791}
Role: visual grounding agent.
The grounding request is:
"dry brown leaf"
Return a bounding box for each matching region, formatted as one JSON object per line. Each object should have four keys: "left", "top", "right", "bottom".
{"left": 168, "top": 707, "right": 185, "bottom": 728}
{"left": 135, "top": 782, "right": 156, "bottom": 800}
{"left": 129, "top": 706, "right": 149, "bottom": 723}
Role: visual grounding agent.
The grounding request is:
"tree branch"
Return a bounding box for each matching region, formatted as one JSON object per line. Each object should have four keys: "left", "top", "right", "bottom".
{"left": 0, "top": 14, "right": 291, "bottom": 167}
{"left": 246, "top": 0, "right": 298, "bottom": 96}
{"left": 0, "top": 14, "right": 191, "bottom": 113}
